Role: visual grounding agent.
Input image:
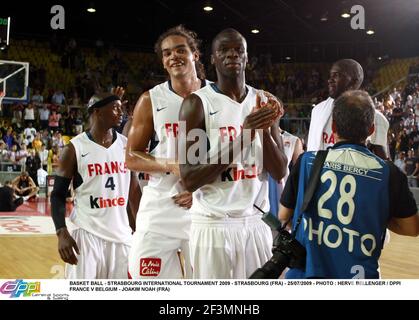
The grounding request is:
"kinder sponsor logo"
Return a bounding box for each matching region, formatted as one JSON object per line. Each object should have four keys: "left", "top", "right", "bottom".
{"left": 90, "top": 196, "right": 125, "bottom": 209}
{"left": 221, "top": 164, "right": 260, "bottom": 182}
{"left": 0, "top": 280, "right": 41, "bottom": 298}
{"left": 140, "top": 258, "right": 161, "bottom": 277}
{"left": 138, "top": 172, "right": 150, "bottom": 181}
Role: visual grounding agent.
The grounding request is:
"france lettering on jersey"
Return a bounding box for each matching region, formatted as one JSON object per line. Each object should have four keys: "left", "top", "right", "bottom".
{"left": 137, "top": 81, "right": 208, "bottom": 238}
{"left": 286, "top": 144, "right": 390, "bottom": 279}
{"left": 268, "top": 131, "right": 298, "bottom": 215}
{"left": 190, "top": 84, "right": 269, "bottom": 218}
{"left": 70, "top": 131, "right": 132, "bottom": 245}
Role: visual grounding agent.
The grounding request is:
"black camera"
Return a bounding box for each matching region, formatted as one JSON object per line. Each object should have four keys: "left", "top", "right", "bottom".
{"left": 249, "top": 210, "right": 306, "bottom": 279}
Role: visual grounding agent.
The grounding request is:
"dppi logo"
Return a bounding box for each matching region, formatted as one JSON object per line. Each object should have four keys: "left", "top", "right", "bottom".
{"left": 0, "top": 280, "right": 41, "bottom": 298}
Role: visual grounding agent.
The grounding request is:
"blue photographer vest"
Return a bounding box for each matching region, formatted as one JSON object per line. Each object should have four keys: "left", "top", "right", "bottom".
{"left": 286, "top": 143, "right": 390, "bottom": 279}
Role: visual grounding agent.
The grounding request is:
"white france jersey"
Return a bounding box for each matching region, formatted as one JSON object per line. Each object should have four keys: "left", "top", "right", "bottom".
{"left": 307, "top": 97, "right": 389, "bottom": 151}
{"left": 69, "top": 131, "right": 132, "bottom": 245}
{"left": 147, "top": 81, "right": 185, "bottom": 191}
{"left": 137, "top": 80, "right": 208, "bottom": 238}
{"left": 190, "top": 84, "right": 269, "bottom": 219}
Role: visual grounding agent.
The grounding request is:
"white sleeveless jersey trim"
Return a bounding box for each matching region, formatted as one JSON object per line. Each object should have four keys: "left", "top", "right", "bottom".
{"left": 190, "top": 84, "right": 269, "bottom": 218}
{"left": 137, "top": 80, "right": 210, "bottom": 238}
{"left": 70, "top": 131, "right": 132, "bottom": 244}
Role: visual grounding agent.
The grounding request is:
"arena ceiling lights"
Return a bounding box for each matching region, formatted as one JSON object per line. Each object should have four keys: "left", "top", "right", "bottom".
{"left": 203, "top": 1, "right": 213, "bottom": 12}
{"left": 87, "top": 2, "right": 96, "bottom": 13}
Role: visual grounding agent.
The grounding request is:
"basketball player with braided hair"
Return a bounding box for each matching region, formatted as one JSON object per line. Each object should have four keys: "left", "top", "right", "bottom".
{"left": 126, "top": 25, "right": 208, "bottom": 278}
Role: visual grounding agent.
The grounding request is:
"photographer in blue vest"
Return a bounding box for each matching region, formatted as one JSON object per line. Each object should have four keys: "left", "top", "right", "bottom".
{"left": 279, "top": 90, "right": 419, "bottom": 279}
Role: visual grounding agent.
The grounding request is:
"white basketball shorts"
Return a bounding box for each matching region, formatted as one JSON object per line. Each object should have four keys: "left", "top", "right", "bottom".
{"left": 190, "top": 214, "right": 273, "bottom": 279}
{"left": 128, "top": 230, "right": 192, "bottom": 279}
{"left": 65, "top": 228, "right": 130, "bottom": 279}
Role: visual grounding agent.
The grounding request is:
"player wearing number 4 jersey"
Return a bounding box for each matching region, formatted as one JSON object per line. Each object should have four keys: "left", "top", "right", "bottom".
{"left": 51, "top": 90, "right": 140, "bottom": 279}
{"left": 279, "top": 90, "right": 419, "bottom": 279}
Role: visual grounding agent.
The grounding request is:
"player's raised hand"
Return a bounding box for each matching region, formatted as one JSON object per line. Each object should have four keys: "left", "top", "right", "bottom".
{"left": 263, "top": 91, "right": 283, "bottom": 121}
{"left": 112, "top": 86, "right": 125, "bottom": 98}
{"left": 254, "top": 91, "right": 267, "bottom": 110}
{"left": 244, "top": 106, "right": 275, "bottom": 131}
{"left": 112, "top": 86, "right": 128, "bottom": 107}
{"left": 57, "top": 228, "right": 80, "bottom": 265}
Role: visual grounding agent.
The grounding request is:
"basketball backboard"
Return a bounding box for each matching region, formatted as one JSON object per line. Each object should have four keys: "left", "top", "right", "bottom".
{"left": 0, "top": 60, "right": 29, "bottom": 103}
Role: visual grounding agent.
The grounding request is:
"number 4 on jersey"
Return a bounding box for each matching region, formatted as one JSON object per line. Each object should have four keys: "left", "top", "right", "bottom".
{"left": 105, "top": 177, "right": 116, "bottom": 190}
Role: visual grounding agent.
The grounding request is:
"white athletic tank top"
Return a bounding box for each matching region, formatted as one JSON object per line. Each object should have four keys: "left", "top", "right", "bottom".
{"left": 137, "top": 80, "right": 208, "bottom": 238}
{"left": 70, "top": 131, "right": 132, "bottom": 245}
{"left": 190, "top": 84, "right": 269, "bottom": 218}
{"left": 147, "top": 81, "right": 184, "bottom": 191}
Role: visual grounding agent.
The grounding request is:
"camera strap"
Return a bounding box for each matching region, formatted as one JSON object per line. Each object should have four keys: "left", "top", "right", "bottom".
{"left": 293, "top": 150, "right": 329, "bottom": 235}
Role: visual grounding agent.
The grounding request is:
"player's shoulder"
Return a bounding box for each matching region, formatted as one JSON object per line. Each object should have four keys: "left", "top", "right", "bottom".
{"left": 313, "top": 97, "right": 333, "bottom": 112}
{"left": 115, "top": 130, "right": 127, "bottom": 143}
{"left": 191, "top": 83, "right": 213, "bottom": 103}
{"left": 282, "top": 130, "right": 297, "bottom": 139}
{"left": 202, "top": 79, "right": 213, "bottom": 87}
{"left": 141, "top": 90, "right": 151, "bottom": 98}
{"left": 149, "top": 81, "right": 169, "bottom": 95}
{"left": 70, "top": 131, "right": 87, "bottom": 143}
{"left": 194, "top": 82, "right": 212, "bottom": 95}
{"left": 135, "top": 90, "right": 152, "bottom": 112}
{"left": 242, "top": 84, "right": 259, "bottom": 98}
{"left": 374, "top": 109, "right": 389, "bottom": 125}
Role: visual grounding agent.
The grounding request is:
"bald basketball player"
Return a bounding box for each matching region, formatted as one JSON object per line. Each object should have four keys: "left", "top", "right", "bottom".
{"left": 179, "top": 28, "right": 288, "bottom": 278}
{"left": 307, "top": 59, "right": 389, "bottom": 159}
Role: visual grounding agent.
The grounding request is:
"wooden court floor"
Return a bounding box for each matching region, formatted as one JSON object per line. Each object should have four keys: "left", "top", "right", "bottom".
{"left": 0, "top": 231, "right": 418, "bottom": 279}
